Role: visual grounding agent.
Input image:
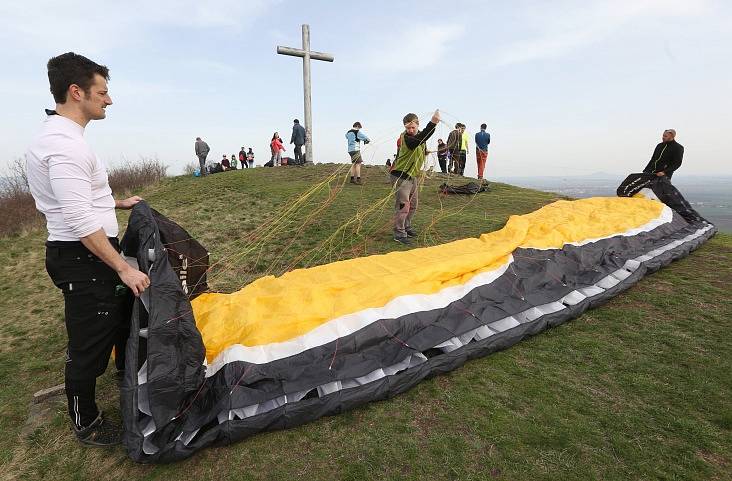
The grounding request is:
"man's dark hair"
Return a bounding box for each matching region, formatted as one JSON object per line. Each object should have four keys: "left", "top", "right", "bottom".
{"left": 480, "top": 123, "right": 487, "bottom": 130}
{"left": 47, "top": 52, "right": 110, "bottom": 104}
{"left": 294, "top": 119, "right": 300, "bottom": 124}
{"left": 353, "top": 121, "right": 362, "bottom": 129}
{"left": 403, "top": 113, "right": 419, "bottom": 125}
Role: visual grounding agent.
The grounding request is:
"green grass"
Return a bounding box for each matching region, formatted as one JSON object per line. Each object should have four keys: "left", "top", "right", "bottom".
{"left": 0, "top": 165, "right": 729, "bottom": 481}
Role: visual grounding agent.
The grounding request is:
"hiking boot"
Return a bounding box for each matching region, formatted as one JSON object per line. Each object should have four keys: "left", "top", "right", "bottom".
{"left": 73, "top": 411, "right": 122, "bottom": 446}
{"left": 355, "top": 178, "right": 363, "bottom": 185}
{"left": 349, "top": 177, "right": 357, "bottom": 184}
{"left": 394, "top": 236, "right": 412, "bottom": 246}
{"left": 405, "top": 228, "right": 417, "bottom": 238}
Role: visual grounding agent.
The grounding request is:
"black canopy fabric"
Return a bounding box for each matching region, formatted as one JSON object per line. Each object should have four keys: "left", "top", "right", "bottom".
{"left": 120, "top": 202, "right": 206, "bottom": 460}
{"left": 118, "top": 199, "right": 715, "bottom": 463}
{"left": 438, "top": 181, "right": 489, "bottom": 195}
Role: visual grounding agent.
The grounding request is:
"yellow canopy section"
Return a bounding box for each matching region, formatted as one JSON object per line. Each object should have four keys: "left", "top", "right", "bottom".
{"left": 192, "top": 196, "right": 664, "bottom": 362}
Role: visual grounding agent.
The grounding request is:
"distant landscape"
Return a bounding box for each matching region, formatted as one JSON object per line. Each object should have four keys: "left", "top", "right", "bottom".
{"left": 496, "top": 174, "right": 732, "bottom": 233}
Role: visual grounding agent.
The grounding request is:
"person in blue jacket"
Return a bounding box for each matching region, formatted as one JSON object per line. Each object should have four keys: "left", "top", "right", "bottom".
{"left": 475, "top": 123, "right": 491, "bottom": 179}
{"left": 345, "top": 121, "right": 370, "bottom": 184}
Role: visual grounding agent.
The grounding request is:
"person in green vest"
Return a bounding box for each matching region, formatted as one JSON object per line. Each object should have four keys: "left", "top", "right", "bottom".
{"left": 459, "top": 123, "right": 469, "bottom": 175}
{"left": 390, "top": 109, "right": 440, "bottom": 245}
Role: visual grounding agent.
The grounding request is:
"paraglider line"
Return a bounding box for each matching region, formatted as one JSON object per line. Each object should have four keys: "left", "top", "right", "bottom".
{"left": 328, "top": 337, "right": 339, "bottom": 370}
{"left": 171, "top": 378, "right": 208, "bottom": 421}
{"left": 229, "top": 364, "right": 254, "bottom": 396}
{"left": 378, "top": 320, "right": 410, "bottom": 349}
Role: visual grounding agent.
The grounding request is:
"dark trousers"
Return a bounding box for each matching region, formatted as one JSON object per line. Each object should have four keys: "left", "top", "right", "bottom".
{"left": 197, "top": 154, "right": 207, "bottom": 175}
{"left": 294, "top": 144, "right": 303, "bottom": 163}
{"left": 438, "top": 155, "right": 447, "bottom": 173}
{"left": 45, "top": 239, "right": 132, "bottom": 428}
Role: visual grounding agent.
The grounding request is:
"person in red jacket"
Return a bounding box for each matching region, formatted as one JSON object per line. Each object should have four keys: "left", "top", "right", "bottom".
{"left": 270, "top": 132, "right": 285, "bottom": 167}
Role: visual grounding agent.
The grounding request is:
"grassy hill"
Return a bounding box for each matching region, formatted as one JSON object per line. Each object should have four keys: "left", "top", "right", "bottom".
{"left": 0, "top": 165, "right": 729, "bottom": 481}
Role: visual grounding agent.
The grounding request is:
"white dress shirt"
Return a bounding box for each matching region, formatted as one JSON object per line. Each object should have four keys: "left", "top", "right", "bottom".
{"left": 26, "top": 113, "right": 118, "bottom": 241}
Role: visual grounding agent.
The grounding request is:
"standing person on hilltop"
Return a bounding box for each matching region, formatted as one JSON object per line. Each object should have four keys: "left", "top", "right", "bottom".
{"left": 474, "top": 123, "right": 491, "bottom": 180}
{"left": 25, "top": 52, "right": 150, "bottom": 446}
{"left": 270, "top": 132, "right": 285, "bottom": 167}
{"left": 458, "top": 123, "right": 469, "bottom": 176}
{"left": 345, "top": 121, "right": 370, "bottom": 185}
{"left": 290, "top": 119, "right": 306, "bottom": 165}
{"left": 247, "top": 147, "right": 255, "bottom": 168}
{"left": 390, "top": 110, "right": 439, "bottom": 245}
{"left": 238, "top": 146, "right": 248, "bottom": 168}
{"left": 195, "top": 136, "right": 210, "bottom": 176}
{"left": 436, "top": 139, "right": 448, "bottom": 174}
{"left": 446, "top": 123, "right": 461, "bottom": 174}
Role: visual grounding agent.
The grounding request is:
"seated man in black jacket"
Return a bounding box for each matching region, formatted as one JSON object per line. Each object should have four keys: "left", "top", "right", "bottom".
{"left": 616, "top": 129, "right": 706, "bottom": 224}
{"left": 643, "top": 129, "right": 684, "bottom": 179}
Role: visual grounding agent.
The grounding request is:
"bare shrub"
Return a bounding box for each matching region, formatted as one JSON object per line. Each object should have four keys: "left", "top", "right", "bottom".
{"left": 0, "top": 158, "right": 43, "bottom": 237}
{"left": 0, "top": 156, "right": 167, "bottom": 238}
{"left": 108, "top": 156, "right": 168, "bottom": 195}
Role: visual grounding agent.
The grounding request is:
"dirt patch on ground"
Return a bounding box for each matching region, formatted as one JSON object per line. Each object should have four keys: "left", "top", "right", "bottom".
{"left": 697, "top": 449, "right": 729, "bottom": 469}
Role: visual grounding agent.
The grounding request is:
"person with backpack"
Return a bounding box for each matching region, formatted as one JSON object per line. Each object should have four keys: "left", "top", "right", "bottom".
{"left": 345, "top": 121, "right": 370, "bottom": 184}
{"left": 270, "top": 132, "right": 285, "bottom": 167}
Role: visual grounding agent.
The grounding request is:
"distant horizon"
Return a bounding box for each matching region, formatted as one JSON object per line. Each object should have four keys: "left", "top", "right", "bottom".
{"left": 494, "top": 172, "right": 732, "bottom": 180}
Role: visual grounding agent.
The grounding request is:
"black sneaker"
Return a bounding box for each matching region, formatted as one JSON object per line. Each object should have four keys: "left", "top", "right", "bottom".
{"left": 394, "top": 236, "right": 412, "bottom": 245}
{"left": 405, "top": 228, "right": 417, "bottom": 238}
{"left": 73, "top": 411, "right": 122, "bottom": 446}
{"left": 349, "top": 177, "right": 356, "bottom": 184}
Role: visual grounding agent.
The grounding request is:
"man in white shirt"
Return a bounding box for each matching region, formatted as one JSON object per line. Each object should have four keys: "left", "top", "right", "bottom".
{"left": 26, "top": 52, "right": 150, "bottom": 446}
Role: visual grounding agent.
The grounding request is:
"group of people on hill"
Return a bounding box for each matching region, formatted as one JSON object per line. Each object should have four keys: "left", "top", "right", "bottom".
{"left": 194, "top": 137, "right": 254, "bottom": 175}
{"left": 192, "top": 118, "right": 309, "bottom": 175}
{"left": 267, "top": 119, "right": 308, "bottom": 167}
{"left": 343, "top": 114, "right": 491, "bottom": 244}
{"left": 347, "top": 121, "right": 492, "bottom": 186}
{"left": 436, "top": 123, "right": 491, "bottom": 179}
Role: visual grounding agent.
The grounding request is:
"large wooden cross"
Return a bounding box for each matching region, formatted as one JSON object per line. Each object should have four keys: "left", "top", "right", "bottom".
{"left": 277, "top": 24, "right": 334, "bottom": 164}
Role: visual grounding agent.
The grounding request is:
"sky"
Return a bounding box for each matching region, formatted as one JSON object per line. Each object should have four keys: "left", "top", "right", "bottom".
{"left": 2, "top": 0, "right": 731, "bottom": 178}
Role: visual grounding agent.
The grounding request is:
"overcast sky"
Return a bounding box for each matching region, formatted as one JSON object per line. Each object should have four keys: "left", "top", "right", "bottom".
{"left": 2, "top": 0, "right": 731, "bottom": 178}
